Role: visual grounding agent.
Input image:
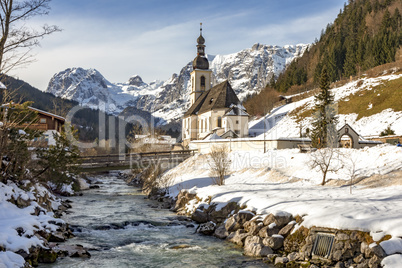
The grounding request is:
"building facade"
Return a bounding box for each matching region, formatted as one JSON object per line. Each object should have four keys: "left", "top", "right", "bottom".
{"left": 182, "top": 25, "right": 249, "bottom": 147}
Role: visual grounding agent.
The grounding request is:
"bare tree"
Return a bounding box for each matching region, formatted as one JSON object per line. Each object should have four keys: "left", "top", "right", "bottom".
{"left": 208, "top": 145, "right": 230, "bottom": 186}
{"left": 343, "top": 151, "right": 359, "bottom": 194}
{"left": 0, "top": 0, "right": 60, "bottom": 74}
{"left": 310, "top": 147, "right": 343, "bottom": 186}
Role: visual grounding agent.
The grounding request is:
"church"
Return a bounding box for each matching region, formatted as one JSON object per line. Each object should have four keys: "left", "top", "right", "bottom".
{"left": 182, "top": 25, "right": 249, "bottom": 147}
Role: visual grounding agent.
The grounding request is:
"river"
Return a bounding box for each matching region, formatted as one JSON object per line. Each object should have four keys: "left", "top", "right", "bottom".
{"left": 42, "top": 172, "right": 272, "bottom": 268}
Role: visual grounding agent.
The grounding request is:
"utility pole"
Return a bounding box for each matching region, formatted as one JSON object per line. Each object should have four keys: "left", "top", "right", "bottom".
{"left": 264, "top": 114, "right": 267, "bottom": 153}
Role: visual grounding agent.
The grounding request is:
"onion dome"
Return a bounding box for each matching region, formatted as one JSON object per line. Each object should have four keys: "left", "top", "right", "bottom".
{"left": 193, "top": 23, "right": 209, "bottom": 70}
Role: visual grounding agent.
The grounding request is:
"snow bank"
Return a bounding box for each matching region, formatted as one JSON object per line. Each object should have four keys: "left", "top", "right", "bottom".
{"left": 0, "top": 181, "right": 65, "bottom": 266}
{"left": 0, "top": 251, "right": 25, "bottom": 268}
{"left": 164, "top": 144, "right": 402, "bottom": 256}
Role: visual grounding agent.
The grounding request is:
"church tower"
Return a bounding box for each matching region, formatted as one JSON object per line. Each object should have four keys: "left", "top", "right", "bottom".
{"left": 190, "top": 23, "right": 212, "bottom": 105}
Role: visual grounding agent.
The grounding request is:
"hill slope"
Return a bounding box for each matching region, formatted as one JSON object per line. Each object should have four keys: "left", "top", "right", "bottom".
{"left": 249, "top": 70, "right": 402, "bottom": 138}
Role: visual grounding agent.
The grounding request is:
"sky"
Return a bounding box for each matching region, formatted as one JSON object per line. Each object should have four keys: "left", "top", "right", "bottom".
{"left": 10, "top": 0, "right": 346, "bottom": 91}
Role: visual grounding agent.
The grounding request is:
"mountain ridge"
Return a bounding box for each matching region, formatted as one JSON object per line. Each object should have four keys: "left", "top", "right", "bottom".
{"left": 45, "top": 43, "right": 309, "bottom": 124}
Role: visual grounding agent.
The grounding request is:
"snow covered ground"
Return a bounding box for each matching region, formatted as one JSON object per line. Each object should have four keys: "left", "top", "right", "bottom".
{"left": 163, "top": 144, "right": 402, "bottom": 267}
{"left": 0, "top": 182, "right": 65, "bottom": 267}
{"left": 249, "top": 72, "right": 402, "bottom": 138}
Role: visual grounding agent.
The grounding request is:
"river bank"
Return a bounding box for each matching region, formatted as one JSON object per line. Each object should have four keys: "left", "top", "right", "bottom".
{"left": 40, "top": 172, "right": 271, "bottom": 268}
{"left": 130, "top": 146, "right": 402, "bottom": 268}
{"left": 0, "top": 178, "right": 92, "bottom": 267}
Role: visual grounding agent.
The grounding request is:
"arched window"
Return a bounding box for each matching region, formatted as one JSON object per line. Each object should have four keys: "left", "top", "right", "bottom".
{"left": 200, "top": 76, "right": 206, "bottom": 90}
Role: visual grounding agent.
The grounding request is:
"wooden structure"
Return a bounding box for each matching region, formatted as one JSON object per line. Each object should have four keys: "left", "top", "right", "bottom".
{"left": 26, "top": 107, "right": 65, "bottom": 132}
{"left": 79, "top": 150, "right": 196, "bottom": 170}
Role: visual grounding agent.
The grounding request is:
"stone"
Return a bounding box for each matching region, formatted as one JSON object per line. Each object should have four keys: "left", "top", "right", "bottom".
{"left": 243, "top": 236, "right": 273, "bottom": 257}
{"left": 357, "top": 260, "right": 370, "bottom": 268}
{"left": 244, "top": 218, "right": 263, "bottom": 235}
{"left": 332, "top": 250, "right": 343, "bottom": 261}
{"left": 371, "top": 244, "right": 386, "bottom": 258}
{"left": 336, "top": 233, "right": 350, "bottom": 241}
{"left": 197, "top": 221, "right": 216, "bottom": 235}
{"left": 263, "top": 214, "right": 276, "bottom": 226}
{"left": 287, "top": 252, "right": 300, "bottom": 262}
{"left": 278, "top": 222, "right": 295, "bottom": 238}
{"left": 38, "top": 248, "right": 58, "bottom": 263}
{"left": 191, "top": 209, "right": 208, "bottom": 223}
{"left": 309, "top": 265, "right": 319, "bottom": 268}
{"left": 368, "top": 255, "right": 382, "bottom": 268}
{"left": 274, "top": 215, "right": 293, "bottom": 228}
{"left": 48, "top": 232, "right": 66, "bottom": 243}
{"left": 274, "top": 257, "right": 289, "bottom": 265}
{"left": 173, "top": 191, "right": 196, "bottom": 212}
{"left": 213, "top": 225, "right": 228, "bottom": 239}
{"left": 225, "top": 211, "right": 254, "bottom": 233}
{"left": 208, "top": 202, "right": 239, "bottom": 223}
{"left": 263, "top": 235, "right": 284, "bottom": 250}
{"left": 334, "top": 262, "right": 345, "bottom": 268}
{"left": 227, "top": 229, "right": 250, "bottom": 246}
{"left": 266, "top": 254, "right": 279, "bottom": 263}
{"left": 353, "top": 254, "right": 365, "bottom": 264}
{"left": 258, "top": 226, "right": 280, "bottom": 238}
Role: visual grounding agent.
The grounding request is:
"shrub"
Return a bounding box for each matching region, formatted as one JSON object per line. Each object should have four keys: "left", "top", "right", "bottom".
{"left": 208, "top": 145, "right": 230, "bottom": 186}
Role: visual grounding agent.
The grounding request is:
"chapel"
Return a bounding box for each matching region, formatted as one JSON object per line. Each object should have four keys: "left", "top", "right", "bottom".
{"left": 182, "top": 24, "right": 249, "bottom": 146}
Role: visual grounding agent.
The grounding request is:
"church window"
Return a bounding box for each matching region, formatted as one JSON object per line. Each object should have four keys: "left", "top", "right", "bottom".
{"left": 236, "top": 120, "right": 239, "bottom": 124}
{"left": 217, "top": 117, "right": 222, "bottom": 128}
{"left": 201, "top": 76, "right": 206, "bottom": 90}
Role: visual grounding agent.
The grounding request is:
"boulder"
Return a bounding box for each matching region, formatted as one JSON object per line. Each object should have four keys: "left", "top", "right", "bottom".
{"left": 173, "top": 191, "right": 196, "bottom": 212}
{"left": 214, "top": 224, "right": 229, "bottom": 239}
{"left": 244, "top": 218, "right": 263, "bottom": 235}
{"left": 38, "top": 248, "right": 58, "bottom": 263}
{"left": 191, "top": 209, "right": 208, "bottom": 223}
{"left": 244, "top": 236, "right": 273, "bottom": 257}
{"left": 278, "top": 222, "right": 296, "bottom": 237}
{"left": 263, "top": 235, "right": 284, "bottom": 250}
{"left": 225, "top": 211, "right": 254, "bottom": 233}
{"left": 287, "top": 252, "right": 301, "bottom": 262}
{"left": 370, "top": 244, "right": 386, "bottom": 258}
{"left": 197, "top": 221, "right": 216, "bottom": 235}
{"left": 208, "top": 202, "right": 240, "bottom": 223}
{"left": 227, "top": 229, "right": 250, "bottom": 246}
{"left": 263, "top": 213, "right": 293, "bottom": 229}
{"left": 274, "top": 256, "right": 289, "bottom": 265}
{"left": 258, "top": 225, "right": 280, "bottom": 238}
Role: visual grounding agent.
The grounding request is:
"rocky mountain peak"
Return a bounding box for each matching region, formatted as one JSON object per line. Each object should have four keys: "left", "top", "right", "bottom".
{"left": 128, "top": 75, "right": 145, "bottom": 87}
{"left": 46, "top": 43, "right": 309, "bottom": 123}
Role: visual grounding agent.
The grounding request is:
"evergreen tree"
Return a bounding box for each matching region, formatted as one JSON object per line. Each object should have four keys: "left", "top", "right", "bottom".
{"left": 311, "top": 68, "right": 338, "bottom": 148}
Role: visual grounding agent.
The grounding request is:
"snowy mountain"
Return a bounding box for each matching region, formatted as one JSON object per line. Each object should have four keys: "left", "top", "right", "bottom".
{"left": 46, "top": 44, "right": 309, "bottom": 123}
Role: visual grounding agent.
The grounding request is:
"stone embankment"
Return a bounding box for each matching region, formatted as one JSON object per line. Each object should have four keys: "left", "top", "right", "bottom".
{"left": 170, "top": 190, "right": 387, "bottom": 268}
{"left": 121, "top": 171, "right": 389, "bottom": 268}
{"left": 5, "top": 181, "right": 91, "bottom": 267}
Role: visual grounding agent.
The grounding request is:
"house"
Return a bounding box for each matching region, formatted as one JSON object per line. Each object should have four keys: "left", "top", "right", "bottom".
{"left": 182, "top": 24, "right": 249, "bottom": 147}
{"left": 1, "top": 103, "right": 65, "bottom": 146}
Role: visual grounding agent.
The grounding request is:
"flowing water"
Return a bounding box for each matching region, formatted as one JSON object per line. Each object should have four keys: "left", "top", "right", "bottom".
{"left": 42, "top": 172, "right": 272, "bottom": 268}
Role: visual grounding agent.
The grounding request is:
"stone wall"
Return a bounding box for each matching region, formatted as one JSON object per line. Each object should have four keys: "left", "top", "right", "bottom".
{"left": 173, "top": 190, "right": 389, "bottom": 268}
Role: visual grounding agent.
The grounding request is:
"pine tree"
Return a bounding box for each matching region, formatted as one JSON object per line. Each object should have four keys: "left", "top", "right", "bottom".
{"left": 311, "top": 67, "right": 338, "bottom": 148}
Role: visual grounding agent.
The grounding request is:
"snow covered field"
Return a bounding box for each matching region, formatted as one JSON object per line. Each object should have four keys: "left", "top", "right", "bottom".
{"left": 164, "top": 144, "right": 402, "bottom": 267}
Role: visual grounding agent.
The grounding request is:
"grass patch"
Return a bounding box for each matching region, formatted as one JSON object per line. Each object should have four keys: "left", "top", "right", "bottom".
{"left": 338, "top": 77, "right": 402, "bottom": 120}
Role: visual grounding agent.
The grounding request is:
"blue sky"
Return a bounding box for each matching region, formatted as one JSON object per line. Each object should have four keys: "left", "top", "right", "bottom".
{"left": 12, "top": 0, "right": 346, "bottom": 90}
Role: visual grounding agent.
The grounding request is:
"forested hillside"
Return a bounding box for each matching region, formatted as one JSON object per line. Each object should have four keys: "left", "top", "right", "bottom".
{"left": 245, "top": 0, "right": 401, "bottom": 116}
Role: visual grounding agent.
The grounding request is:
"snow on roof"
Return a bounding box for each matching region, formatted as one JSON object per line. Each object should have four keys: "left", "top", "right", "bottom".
{"left": 203, "top": 132, "right": 222, "bottom": 140}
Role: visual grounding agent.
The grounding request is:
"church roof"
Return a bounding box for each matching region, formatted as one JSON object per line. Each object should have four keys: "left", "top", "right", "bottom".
{"left": 184, "top": 80, "right": 242, "bottom": 117}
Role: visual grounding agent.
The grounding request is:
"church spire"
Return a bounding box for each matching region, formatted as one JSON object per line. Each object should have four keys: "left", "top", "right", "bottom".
{"left": 193, "top": 22, "right": 209, "bottom": 70}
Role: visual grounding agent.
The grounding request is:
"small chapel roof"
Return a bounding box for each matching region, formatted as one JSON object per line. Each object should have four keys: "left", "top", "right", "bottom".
{"left": 184, "top": 80, "right": 242, "bottom": 117}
